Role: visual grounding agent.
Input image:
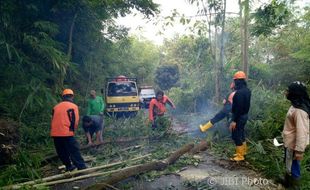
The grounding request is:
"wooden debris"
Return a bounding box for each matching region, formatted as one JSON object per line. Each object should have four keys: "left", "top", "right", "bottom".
{"left": 6, "top": 154, "right": 151, "bottom": 189}
{"left": 189, "top": 141, "right": 210, "bottom": 155}
{"left": 85, "top": 143, "right": 195, "bottom": 190}
{"left": 41, "top": 137, "right": 149, "bottom": 165}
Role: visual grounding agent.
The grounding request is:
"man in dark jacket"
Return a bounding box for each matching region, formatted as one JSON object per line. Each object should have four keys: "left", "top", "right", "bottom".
{"left": 229, "top": 71, "right": 251, "bottom": 161}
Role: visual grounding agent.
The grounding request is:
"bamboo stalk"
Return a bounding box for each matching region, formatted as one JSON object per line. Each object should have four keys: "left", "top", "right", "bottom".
{"left": 33, "top": 170, "right": 113, "bottom": 187}
{"left": 6, "top": 154, "right": 151, "bottom": 189}
{"left": 41, "top": 137, "right": 150, "bottom": 165}
{"left": 34, "top": 160, "right": 159, "bottom": 187}
{"left": 97, "top": 183, "right": 120, "bottom": 190}
{"left": 85, "top": 143, "right": 195, "bottom": 190}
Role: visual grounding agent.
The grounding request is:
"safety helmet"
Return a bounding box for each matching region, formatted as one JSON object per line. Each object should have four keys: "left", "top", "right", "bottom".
{"left": 62, "top": 89, "right": 74, "bottom": 96}
{"left": 233, "top": 71, "right": 246, "bottom": 79}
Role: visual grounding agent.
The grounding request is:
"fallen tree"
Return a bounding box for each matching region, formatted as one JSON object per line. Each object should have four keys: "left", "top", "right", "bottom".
{"left": 7, "top": 141, "right": 209, "bottom": 189}
{"left": 189, "top": 141, "right": 210, "bottom": 154}
{"left": 6, "top": 154, "right": 151, "bottom": 189}
{"left": 85, "top": 143, "right": 195, "bottom": 190}
{"left": 41, "top": 136, "right": 150, "bottom": 165}
{"left": 41, "top": 124, "right": 175, "bottom": 166}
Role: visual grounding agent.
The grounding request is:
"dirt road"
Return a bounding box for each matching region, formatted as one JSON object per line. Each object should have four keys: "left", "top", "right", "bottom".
{"left": 128, "top": 117, "right": 283, "bottom": 190}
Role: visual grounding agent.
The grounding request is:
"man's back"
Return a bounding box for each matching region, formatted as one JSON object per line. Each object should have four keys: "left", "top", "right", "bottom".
{"left": 51, "top": 101, "right": 79, "bottom": 137}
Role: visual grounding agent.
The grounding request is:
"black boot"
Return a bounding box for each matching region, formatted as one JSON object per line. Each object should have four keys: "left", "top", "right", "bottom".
{"left": 280, "top": 173, "right": 300, "bottom": 190}
{"left": 277, "top": 173, "right": 290, "bottom": 188}
{"left": 65, "top": 164, "right": 76, "bottom": 172}
{"left": 289, "top": 177, "right": 300, "bottom": 190}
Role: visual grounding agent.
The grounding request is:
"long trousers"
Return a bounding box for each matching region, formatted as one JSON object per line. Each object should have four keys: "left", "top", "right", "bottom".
{"left": 210, "top": 103, "right": 232, "bottom": 125}
{"left": 285, "top": 148, "right": 301, "bottom": 179}
{"left": 53, "top": 136, "right": 86, "bottom": 170}
{"left": 231, "top": 114, "right": 248, "bottom": 146}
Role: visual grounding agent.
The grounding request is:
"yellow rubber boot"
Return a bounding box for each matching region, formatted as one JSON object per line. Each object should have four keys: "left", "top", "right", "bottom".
{"left": 230, "top": 146, "right": 245, "bottom": 161}
{"left": 243, "top": 142, "right": 248, "bottom": 155}
{"left": 199, "top": 121, "right": 213, "bottom": 132}
{"left": 234, "top": 142, "right": 247, "bottom": 156}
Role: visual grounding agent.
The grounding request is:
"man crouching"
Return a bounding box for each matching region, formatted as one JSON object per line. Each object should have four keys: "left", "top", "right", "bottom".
{"left": 82, "top": 115, "right": 104, "bottom": 146}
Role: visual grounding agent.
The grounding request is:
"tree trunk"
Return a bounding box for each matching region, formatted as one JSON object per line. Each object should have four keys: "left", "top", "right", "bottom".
{"left": 67, "top": 13, "right": 78, "bottom": 60}
{"left": 239, "top": 0, "right": 244, "bottom": 71}
{"left": 214, "top": 24, "right": 220, "bottom": 102}
{"left": 242, "top": 0, "right": 249, "bottom": 78}
{"left": 8, "top": 154, "right": 150, "bottom": 189}
{"left": 216, "top": 0, "right": 227, "bottom": 103}
{"left": 219, "top": 0, "right": 226, "bottom": 83}
{"left": 189, "top": 140, "right": 210, "bottom": 154}
{"left": 85, "top": 144, "right": 195, "bottom": 190}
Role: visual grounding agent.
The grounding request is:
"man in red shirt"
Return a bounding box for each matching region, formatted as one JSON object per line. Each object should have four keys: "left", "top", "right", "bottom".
{"left": 51, "top": 89, "right": 86, "bottom": 171}
{"left": 149, "top": 90, "right": 176, "bottom": 129}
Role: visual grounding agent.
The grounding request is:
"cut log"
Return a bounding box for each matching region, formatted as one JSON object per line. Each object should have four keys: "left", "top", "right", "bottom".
{"left": 189, "top": 141, "right": 210, "bottom": 155}
{"left": 85, "top": 143, "right": 194, "bottom": 190}
{"left": 6, "top": 154, "right": 151, "bottom": 189}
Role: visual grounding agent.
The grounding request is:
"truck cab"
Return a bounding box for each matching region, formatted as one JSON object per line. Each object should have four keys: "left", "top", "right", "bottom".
{"left": 105, "top": 76, "right": 140, "bottom": 117}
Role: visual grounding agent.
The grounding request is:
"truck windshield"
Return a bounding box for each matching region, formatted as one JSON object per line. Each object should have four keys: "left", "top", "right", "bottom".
{"left": 107, "top": 82, "right": 137, "bottom": 96}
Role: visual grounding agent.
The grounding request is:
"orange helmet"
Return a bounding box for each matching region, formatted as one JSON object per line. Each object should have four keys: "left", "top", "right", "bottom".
{"left": 233, "top": 71, "right": 246, "bottom": 79}
{"left": 62, "top": 89, "right": 74, "bottom": 96}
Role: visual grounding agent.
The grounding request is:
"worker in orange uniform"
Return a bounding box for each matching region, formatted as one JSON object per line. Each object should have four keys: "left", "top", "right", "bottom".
{"left": 229, "top": 71, "right": 251, "bottom": 161}
{"left": 51, "top": 89, "right": 86, "bottom": 171}
{"left": 149, "top": 90, "right": 176, "bottom": 129}
{"left": 200, "top": 82, "right": 236, "bottom": 132}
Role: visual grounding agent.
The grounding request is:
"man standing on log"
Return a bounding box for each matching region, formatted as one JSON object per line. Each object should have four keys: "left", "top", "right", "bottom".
{"left": 229, "top": 71, "right": 251, "bottom": 162}
{"left": 51, "top": 89, "right": 86, "bottom": 171}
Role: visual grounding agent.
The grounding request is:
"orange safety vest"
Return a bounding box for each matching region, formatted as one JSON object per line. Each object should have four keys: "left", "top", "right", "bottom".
{"left": 51, "top": 101, "right": 79, "bottom": 137}
{"left": 149, "top": 95, "right": 175, "bottom": 121}
{"left": 227, "top": 91, "right": 236, "bottom": 104}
